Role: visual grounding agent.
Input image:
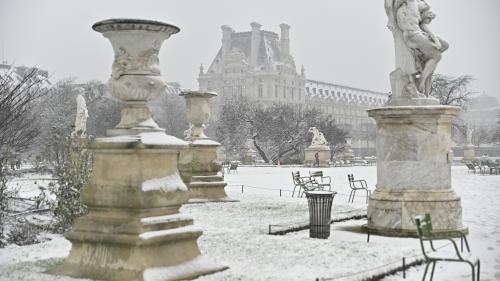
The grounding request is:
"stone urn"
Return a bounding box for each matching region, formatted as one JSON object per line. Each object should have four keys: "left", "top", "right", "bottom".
{"left": 180, "top": 91, "right": 217, "bottom": 139}
{"left": 92, "top": 18, "right": 180, "bottom": 136}
{"left": 49, "top": 19, "right": 227, "bottom": 281}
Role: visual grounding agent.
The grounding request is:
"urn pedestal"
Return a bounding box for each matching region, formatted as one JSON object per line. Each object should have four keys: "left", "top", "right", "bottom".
{"left": 463, "top": 144, "right": 475, "bottom": 162}
{"left": 49, "top": 19, "right": 227, "bottom": 281}
{"left": 304, "top": 146, "right": 331, "bottom": 167}
{"left": 178, "top": 91, "right": 235, "bottom": 203}
{"left": 365, "top": 105, "right": 467, "bottom": 236}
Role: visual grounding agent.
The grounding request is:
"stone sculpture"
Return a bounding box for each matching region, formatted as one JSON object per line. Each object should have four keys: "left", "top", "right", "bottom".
{"left": 50, "top": 19, "right": 227, "bottom": 281}
{"left": 385, "top": 0, "right": 448, "bottom": 104}
{"left": 308, "top": 127, "right": 328, "bottom": 147}
{"left": 304, "top": 127, "right": 330, "bottom": 167}
{"left": 466, "top": 125, "right": 474, "bottom": 145}
{"left": 365, "top": 2, "right": 465, "bottom": 236}
{"left": 72, "top": 88, "right": 88, "bottom": 137}
{"left": 178, "top": 90, "right": 235, "bottom": 202}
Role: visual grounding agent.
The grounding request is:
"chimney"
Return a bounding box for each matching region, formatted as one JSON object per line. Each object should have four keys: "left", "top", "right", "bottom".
{"left": 250, "top": 22, "right": 262, "bottom": 67}
{"left": 279, "top": 23, "right": 290, "bottom": 57}
{"left": 221, "top": 25, "right": 234, "bottom": 61}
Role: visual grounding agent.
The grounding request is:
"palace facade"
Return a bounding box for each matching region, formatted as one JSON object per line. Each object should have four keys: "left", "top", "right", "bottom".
{"left": 198, "top": 23, "right": 389, "bottom": 155}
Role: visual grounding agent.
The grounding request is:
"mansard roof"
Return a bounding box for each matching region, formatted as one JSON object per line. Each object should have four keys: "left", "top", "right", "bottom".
{"left": 206, "top": 29, "right": 291, "bottom": 74}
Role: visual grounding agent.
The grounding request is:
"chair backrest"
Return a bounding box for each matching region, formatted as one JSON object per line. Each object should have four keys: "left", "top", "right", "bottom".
{"left": 347, "top": 174, "right": 354, "bottom": 182}
{"left": 292, "top": 171, "right": 301, "bottom": 184}
{"left": 466, "top": 163, "right": 475, "bottom": 170}
{"left": 230, "top": 162, "right": 238, "bottom": 170}
{"left": 310, "top": 171, "right": 323, "bottom": 177}
{"left": 415, "top": 214, "right": 433, "bottom": 238}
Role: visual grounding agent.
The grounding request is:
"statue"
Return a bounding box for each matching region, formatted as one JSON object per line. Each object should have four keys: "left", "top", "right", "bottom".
{"left": 308, "top": 127, "right": 328, "bottom": 147}
{"left": 385, "top": 0, "right": 448, "bottom": 100}
{"left": 466, "top": 125, "right": 474, "bottom": 145}
{"left": 72, "top": 88, "right": 88, "bottom": 137}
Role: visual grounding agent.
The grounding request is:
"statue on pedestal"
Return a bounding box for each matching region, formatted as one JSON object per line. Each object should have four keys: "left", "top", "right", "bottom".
{"left": 308, "top": 127, "right": 328, "bottom": 147}
{"left": 385, "top": 0, "right": 448, "bottom": 103}
{"left": 72, "top": 88, "right": 88, "bottom": 137}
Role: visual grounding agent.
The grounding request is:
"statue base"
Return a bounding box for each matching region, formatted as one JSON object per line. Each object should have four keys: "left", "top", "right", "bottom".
{"left": 463, "top": 144, "right": 475, "bottom": 162}
{"left": 179, "top": 138, "right": 236, "bottom": 202}
{"left": 366, "top": 105, "right": 465, "bottom": 236}
{"left": 304, "top": 146, "right": 331, "bottom": 167}
{"left": 49, "top": 133, "right": 227, "bottom": 281}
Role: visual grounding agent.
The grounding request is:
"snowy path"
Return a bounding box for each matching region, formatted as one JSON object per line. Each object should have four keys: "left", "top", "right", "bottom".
{"left": 0, "top": 166, "right": 499, "bottom": 281}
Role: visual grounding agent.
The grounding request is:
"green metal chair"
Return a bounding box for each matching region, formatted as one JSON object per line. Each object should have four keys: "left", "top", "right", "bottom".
{"left": 309, "top": 171, "right": 332, "bottom": 191}
{"left": 291, "top": 171, "right": 320, "bottom": 197}
{"left": 415, "top": 214, "right": 480, "bottom": 281}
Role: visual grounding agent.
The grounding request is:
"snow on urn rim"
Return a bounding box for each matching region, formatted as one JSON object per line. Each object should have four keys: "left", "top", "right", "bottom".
{"left": 92, "top": 18, "right": 180, "bottom": 35}
{"left": 180, "top": 90, "right": 218, "bottom": 98}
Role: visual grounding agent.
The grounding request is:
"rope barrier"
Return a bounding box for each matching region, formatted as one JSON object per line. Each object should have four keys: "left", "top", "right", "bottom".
{"left": 316, "top": 242, "right": 453, "bottom": 281}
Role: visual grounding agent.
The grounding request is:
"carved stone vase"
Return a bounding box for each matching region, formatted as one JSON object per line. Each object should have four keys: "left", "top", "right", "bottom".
{"left": 181, "top": 91, "right": 216, "bottom": 139}
{"left": 93, "top": 19, "right": 179, "bottom": 136}
{"left": 178, "top": 91, "right": 235, "bottom": 202}
{"left": 49, "top": 19, "right": 227, "bottom": 281}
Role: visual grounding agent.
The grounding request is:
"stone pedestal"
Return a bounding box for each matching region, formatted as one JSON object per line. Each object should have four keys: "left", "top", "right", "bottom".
{"left": 50, "top": 133, "right": 227, "bottom": 280}
{"left": 304, "top": 146, "right": 331, "bottom": 167}
{"left": 463, "top": 144, "right": 475, "bottom": 162}
{"left": 50, "top": 18, "right": 227, "bottom": 281}
{"left": 243, "top": 148, "right": 257, "bottom": 165}
{"left": 179, "top": 139, "right": 236, "bottom": 203}
{"left": 365, "top": 105, "right": 467, "bottom": 236}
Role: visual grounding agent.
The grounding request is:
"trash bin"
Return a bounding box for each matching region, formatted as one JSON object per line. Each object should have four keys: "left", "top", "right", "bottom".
{"left": 305, "top": 190, "right": 337, "bottom": 239}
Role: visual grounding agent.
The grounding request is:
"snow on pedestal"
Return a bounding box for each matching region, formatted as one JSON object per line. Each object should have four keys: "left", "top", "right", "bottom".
{"left": 48, "top": 19, "right": 227, "bottom": 281}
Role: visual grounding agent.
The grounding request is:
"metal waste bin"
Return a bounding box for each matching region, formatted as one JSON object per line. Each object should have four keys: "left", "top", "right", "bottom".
{"left": 305, "top": 190, "right": 336, "bottom": 239}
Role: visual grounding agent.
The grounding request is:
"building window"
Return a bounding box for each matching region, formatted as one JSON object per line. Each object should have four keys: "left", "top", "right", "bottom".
{"left": 306, "top": 87, "right": 310, "bottom": 93}
{"left": 291, "top": 88, "right": 295, "bottom": 100}
{"left": 299, "top": 88, "right": 302, "bottom": 100}
{"left": 258, "top": 84, "right": 263, "bottom": 98}
{"left": 275, "top": 85, "right": 278, "bottom": 98}
{"left": 313, "top": 88, "right": 316, "bottom": 94}
{"left": 283, "top": 86, "right": 286, "bottom": 99}
{"left": 319, "top": 89, "right": 323, "bottom": 95}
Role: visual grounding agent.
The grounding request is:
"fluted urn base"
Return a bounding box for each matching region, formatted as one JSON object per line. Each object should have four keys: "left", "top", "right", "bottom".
{"left": 48, "top": 133, "right": 227, "bottom": 280}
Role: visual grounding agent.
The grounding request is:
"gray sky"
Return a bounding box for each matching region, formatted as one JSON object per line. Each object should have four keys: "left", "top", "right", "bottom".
{"left": 1, "top": 0, "right": 499, "bottom": 97}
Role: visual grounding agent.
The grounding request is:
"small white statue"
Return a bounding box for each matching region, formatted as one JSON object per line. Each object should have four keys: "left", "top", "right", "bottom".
{"left": 308, "top": 127, "right": 328, "bottom": 146}
{"left": 466, "top": 126, "right": 474, "bottom": 145}
{"left": 73, "top": 88, "right": 88, "bottom": 137}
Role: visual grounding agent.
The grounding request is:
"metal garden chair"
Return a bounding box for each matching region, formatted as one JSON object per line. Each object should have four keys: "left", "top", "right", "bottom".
{"left": 291, "top": 171, "right": 320, "bottom": 197}
{"left": 309, "top": 171, "right": 332, "bottom": 191}
{"left": 415, "top": 214, "right": 480, "bottom": 281}
{"left": 347, "top": 174, "right": 371, "bottom": 203}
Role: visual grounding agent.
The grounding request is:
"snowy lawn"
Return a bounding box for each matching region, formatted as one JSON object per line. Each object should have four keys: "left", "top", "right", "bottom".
{"left": 0, "top": 165, "right": 499, "bottom": 281}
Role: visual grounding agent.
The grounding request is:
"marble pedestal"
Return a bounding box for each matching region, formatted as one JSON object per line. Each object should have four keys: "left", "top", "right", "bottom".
{"left": 178, "top": 139, "right": 235, "bottom": 203}
{"left": 50, "top": 133, "right": 227, "bottom": 280}
{"left": 463, "top": 144, "right": 475, "bottom": 162}
{"left": 304, "top": 146, "right": 331, "bottom": 167}
{"left": 365, "top": 105, "right": 467, "bottom": 236}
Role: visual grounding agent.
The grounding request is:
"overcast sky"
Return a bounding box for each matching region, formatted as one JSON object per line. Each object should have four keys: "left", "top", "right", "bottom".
{"left": 1, "top": 0, "right": 499, "bottom": 97}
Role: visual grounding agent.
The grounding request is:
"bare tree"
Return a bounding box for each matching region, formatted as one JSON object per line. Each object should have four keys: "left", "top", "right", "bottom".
{"left": 0, "top": 67, "right": 49, "bottom": 154}
{"left": 429, "top": 74, "right": 475, "bottom": 108}
{"left": 215, "top": 96, "right": 346, "bottom": 164}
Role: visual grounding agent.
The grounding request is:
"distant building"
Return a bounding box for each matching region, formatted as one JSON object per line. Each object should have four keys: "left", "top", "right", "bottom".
{"left": 198, "top": 23, "right": 390, "bottom": 155}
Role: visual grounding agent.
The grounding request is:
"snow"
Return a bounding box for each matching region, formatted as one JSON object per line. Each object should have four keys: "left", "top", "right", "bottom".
{"left": 139, "top": 132, "right": 187, "bottom": 147}
{"left": 140, "top": 213, "right": 192, "bottom": 225}
{"left": 190, "top": 139, "right": 221, "bottom": 146}
{"left": 141, "top": 173, "right": 187, "bottom": 192}
{"left": 139, "top": 225, "right": 201, "bottom": 240}
{"left": 1, "top": 165, "right": 499, "bottom": 281}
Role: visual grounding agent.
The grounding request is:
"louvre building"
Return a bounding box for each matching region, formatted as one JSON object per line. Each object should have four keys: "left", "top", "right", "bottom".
{"left": 198, "top": 22, "right": 389, "bottom": 155}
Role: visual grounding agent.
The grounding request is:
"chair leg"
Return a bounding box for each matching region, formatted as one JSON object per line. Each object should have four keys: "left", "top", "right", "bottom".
{"left": 430, "top": 261, "right": 436, "bottom": 281}
{"left": 292, "top": 186, "right": 296, "bottom": 198}
{"left": 348, "top": 190, "right": 353, "bottom": 203}
{"left": 352, "top": 190, "right": 356, "bottom": 203}
{"left": 470, "top": 263, "right": 475, "bottom": 281}
{"left": 477, "top": 260, "right": 480, "bottom": 281}
{"left": 422, "top": 262, "right": 430, "bottom": 281}
{"left": 365, "top": 189, "right": 369, "bottom": 204}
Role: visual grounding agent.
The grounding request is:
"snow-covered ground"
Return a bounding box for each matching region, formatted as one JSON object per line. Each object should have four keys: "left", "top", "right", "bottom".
{"left": 0, "top": 165, "right": 499, "bottom": 281}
